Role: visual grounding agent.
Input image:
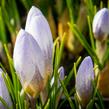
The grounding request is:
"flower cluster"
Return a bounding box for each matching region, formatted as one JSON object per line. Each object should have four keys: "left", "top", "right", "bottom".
{"left": 13, "top": 6, "right": 53, "bottom": 98}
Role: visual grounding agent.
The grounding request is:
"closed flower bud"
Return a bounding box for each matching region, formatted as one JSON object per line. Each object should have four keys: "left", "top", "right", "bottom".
{"left": 0, "top": 69, "right": 12, "bottom": 109}
{"left": 51, "top": 66, "right": 65, "bottom": 86}
{"left": 76, "top": 56, "right": 94, "bottom": 107}
{"left": 93, "top": 8, "right": 109, "bottom": 41}
{"left": 58, "top": 66, "right": 65, "bottom": 86}
{"left": 13, "top": 6, "right": 53, "bottom": 98}
{"left": 50, "top": 66, "right": 65, "bottom": 104}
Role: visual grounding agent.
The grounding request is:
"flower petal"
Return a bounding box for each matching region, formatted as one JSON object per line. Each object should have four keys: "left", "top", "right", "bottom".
{"left": 25, "top": 6, "right": 53, "bottom": 74}
{"left": 0, "top": 69, "right": 12, "bottom": 109}
{"left": 13, "top": 29, "right": 45, "bottom": 87}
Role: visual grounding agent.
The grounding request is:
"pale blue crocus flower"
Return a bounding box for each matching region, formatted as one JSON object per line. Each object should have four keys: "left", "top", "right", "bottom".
{"left": 93, "top": 8, "right": 109, "bottom": 41}
{"left": 76, "top": 56, "right": 94, "bottom": 107}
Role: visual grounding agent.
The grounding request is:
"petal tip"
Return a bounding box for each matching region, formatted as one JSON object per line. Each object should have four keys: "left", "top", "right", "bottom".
{"left": 17, "top": 29, "right": 25, "bottom": 37}
{"left": 29, "top": 6, "right": 42, "bottom": 16}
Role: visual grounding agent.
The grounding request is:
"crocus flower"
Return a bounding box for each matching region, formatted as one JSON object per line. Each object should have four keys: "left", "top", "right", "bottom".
{"left": 75, "top": 56, "right": 94, "bottom": 107}
{"left": 93, "top": 8, "right": 109, "bottom": 41}
{"left": 0, "top": 69, "right": 12, "bottom": 109}
{"left": 13, "top": 6, "right": 53, "bottom": 98}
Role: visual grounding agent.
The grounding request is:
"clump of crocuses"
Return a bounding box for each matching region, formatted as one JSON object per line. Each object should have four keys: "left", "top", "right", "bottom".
{"left": 76, "top": 56, "right": 94, "bottom": 107}
{"left": 13, "top": 6, "right": 53, "bottom": 98}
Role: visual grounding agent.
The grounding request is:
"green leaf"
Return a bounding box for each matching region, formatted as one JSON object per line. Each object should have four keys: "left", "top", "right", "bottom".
{"left": 87, "top": 16, "right": 95, "bottom": 51}
{"left": 60, "top": 79, "right": 75, "bottom": 109}
{"left": 95, "top": 103, "right": 101, "bottom": 109}
{"left": 96, "top": 90, "right": 104, "bottom": 109}
{"left": 0, "top": 7, "right": 7, "bottom": 43}
{"left": 65, "top": 56, "right": 81, "bottom": 86}
{"left": 85, "top": 0, "right": 94, "bottom": 21}
{"left": 18, "top": 91, "right": 22, "bottom": 109}
{"left": 0, "top": 96, "right": 11, "bottom": 109}
{"left": 86, "top": 99, "right": 94, "bottom": 109}
{"left": 66, "top": 0, "right": 74, "bottom": 25}
{"left": 3, "top": 73, "right": 15, "bottom": 101}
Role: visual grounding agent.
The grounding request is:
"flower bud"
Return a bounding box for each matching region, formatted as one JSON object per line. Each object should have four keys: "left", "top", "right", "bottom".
{"left": 58, "top": 66, "right": 65, "bottom": 85}
{"left": 76, "top": 56, "right": 94, "bottom": 107}
{"left": 13, "top": 6, "right": 53, "bottom": 98}
{"left": 93, "top": 8, "right": 109, "bottom": 41}
{"left": 0, "top": 69, "right": 12, "bottom": 109}
{"left": 51, "top": 66, "right": 65, "bottom": 87}
{"left": 50, "top": 66, "right": 65, "bottom": 104}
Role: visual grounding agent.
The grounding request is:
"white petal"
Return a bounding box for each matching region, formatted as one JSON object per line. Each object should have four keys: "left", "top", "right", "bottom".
{"left": 25, "top": 6, "right": 42, "bottom": 30}
{"left": 25, "top": 6, "right": 53, "bottom": 73}
{"left": 0, "top": 69, "right": 12, "bottom": 109}
{"left": 13, "top": 29, "right": 45, "bottom": 86}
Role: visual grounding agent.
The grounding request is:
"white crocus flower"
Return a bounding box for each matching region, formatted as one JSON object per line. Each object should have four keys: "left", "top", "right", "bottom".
{"left": 76, "top": 56, "right": 94, "bottom": 107}
{"left": 0, "top": 69, "right": 12, "bottom": 109}
{"left": 13, "top": 6, "right": 53, "bottom": 98}
{"left": 93, "top": 8, "right": 109, "bottom": 41}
